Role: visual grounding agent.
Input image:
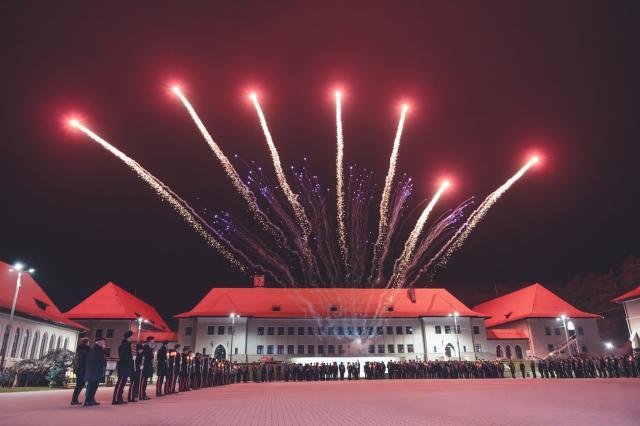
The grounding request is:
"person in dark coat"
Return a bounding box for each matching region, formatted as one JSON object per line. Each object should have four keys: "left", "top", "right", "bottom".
{"left": 112, "top": 331, "right": 134, "bottom": 404}
{"left": 519, "top": 362, "right": 526, "bottom": 378}
{"left": 156, "top": 340, "right": 168, "bottom": 396}
{"left": 172, "top": 344, "right": 181, "bottom": 393}
{"left": 71, "top": 337, "right": 90, "bottom": 405}
{"left": 508, "top": 361, "right": 516, "bottom": 379}
{"left": 128, "top": 343, "right": 144, "bottom": 402}
{"left": 84, "top": 337, "right": 107, "bottom": 406}
{"left": 140, "top": 336, "right": 155, "bottom": 400}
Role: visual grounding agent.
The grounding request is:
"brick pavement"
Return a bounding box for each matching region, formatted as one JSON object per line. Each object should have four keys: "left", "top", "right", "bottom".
{"left": 0, "top": 379, "right": 638, "bottom": 425}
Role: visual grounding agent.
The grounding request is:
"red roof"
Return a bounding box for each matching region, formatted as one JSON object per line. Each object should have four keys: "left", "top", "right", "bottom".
{"left": 65, "top": 282, "right": 171, "bottom": 332}
{"left": 486, "top": 329, "right": 529, "bottom": 340}
{"left": 473, "top": 283, "right": 600, "bottom": 327}
{"left": 138, "top": 330, "right": 178, "bottom": 343}
{"left": 611, "top": 285, "right": 640, "bottom": 303}
{"left": 0, "top": 261, "right": 85, "bottom": 330}
{"left": 175, "top": 287, "right": 486, "bottom": 318}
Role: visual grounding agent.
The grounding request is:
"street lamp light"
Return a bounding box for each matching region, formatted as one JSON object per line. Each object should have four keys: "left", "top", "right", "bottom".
{"left": 556, "top": 314, "right": 572, "bottom": 356}
{"left": 229, "top": 313, "right": 239, "bottom": 362}
{"left": 604, "top": 342, "right": 614, "bottom": 350}
{"left": 1, "top": 263, "right": 36, "bottom": 368}
{"left": 136, "top": 317, "right": 148, "bottom": 342}
{"left": 448, "top": 312, "right": 462, "bottom": 361}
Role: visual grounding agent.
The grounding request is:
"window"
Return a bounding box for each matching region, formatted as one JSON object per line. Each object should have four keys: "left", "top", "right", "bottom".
{"left": 338, "top": 345, "right": 344, "bottom": 354}
{"left": 95, "top": 329, "right": 103, "bottom": 339}
{"left": 554, "top": 328, "right": 561, "bottom": 336}
{"left": 433, "top": 346, "right": 437, "bottom": 352}
{"left": 515, "top": 345, "right": 523, "bottom": 359}
{"left": 10, "top": 328, "right": 21, "bottom": 357}
{"left": 473, "top": 326, "right": 480, "bottom": 335}
{"left": 406, "top": 326, "right": 413, "bottom": 335}
{"left": 287, "top": 345, "right": 294, "bottom": 354}
{"left": 435, "top": 325, "right": 442, "bottom": 334}
{"left": 278, "top": 327, "right": 284, "bottom": 336}
{"left": 407, "top": 344, "right": 414, "bottom": 353}
{"left": 387, "top": 344, "right": 395, "bottom": 354}
{"left": 367, "top": 327, "right": 374, "bottom": 336}
{"left": 329, "top": 305, "right": 338, "bottom": 312}
{"left": 218, "top": 326, "right": 225, "bottom": 335}
{"left": 505, "top": 345, "right": 512, "bottom": 359}
{"left": 21, "top": 330, "right": 31, "bottom": 359}
{"left": 272, "top": 306, "right": 281, "bottom": 312}
{"left": 298, "top": 345, "right": 304, "bottom": 354}
{"left": 347, "top": 326, "right": 354, "bottom": 335}
{"left": 267, "top": 327, "right": 274, "bottom": 335}
{"left": 328, "top": 345, "right": 335, "bottom": 354}
{"left": 318, "top": 327, "right": 325, "bottom": 335}
{"left": 328, "top": 327, "right": 335, "bottom": 335}
{"left": 318, "top": 345, "right": 324, "bottom": 355}
{"left": 376, "top": 326, "right": 383, "bottom": 335}
{"left": 378, "top": 344, "right": 385, "bottom": 354}
{"left": 396, "top": 326, "right": 403, "bottom": 335}
{"left": 455, "top": 325, "right": 461, "bottom": 334}
{"left": 40, "top": 333, "right": 48, "bottom": 357}
{"left": 547, "top": 344, "right": 554, "bottom": 352}
{"left": 368, "top": 345, "right": 375, "bottom": 354}
{"left": 475, "top": 344, "right": 481, "bottom": 353}
{"left": 267, "top": 345, "right": 274, "bottom": 355}
{"left": 386, "top": 326, "right": 393, "bottom": 335}
{"left": 463, "top": 345, "right": 467, "bottom": 352}
{"left": 397, "top": 344, "right": 405, "bottom": 353}
{"left": 308, "top": 345, "right": 315, "bottom": 355}
{"left": 581, "top": 344, "right": 588, "bottom": 353}
{"left": 185, "top": 327, "right": 193, "bottom": 336}
{"left": 234, "top": 347, "right": 238, "bottom": 355}
{"left": 206, "top": 326, "right": 214, "bottom": 335}
{"left": 577, "top": 326, "right": 584, "bottom": 336}
{"left": 56, "top": 336, "right": 62, "bottom": 349}
{"left": 337, "top": 326, "right": 344, "bottom": 335}
{"left": 30, "top": 332, "right": 39, "bottom": 359}
{"left": 257, "top": 327, "right": 264, "bottom": 335}
{"left": 544, "top": 326, "right": 551, "bottom": 335}
{"left": 257, "top": 345, "right": 264, "bottom": 355}
{"left": 277, "top": 345, "right": 284, "bottom": 355}
{"left": 228, "top": 326, "right": 233, "bottom": 335}
{"left": 496, "top": 345, "right": 503, "bottom": 358}
{"left": 444, "top": 325, "right": 451, "bottom": 334}
{"left": 308, "top": 327, "right": 314, "bottom": 336}
{"left": 298, "top": 327, "right": 305, "bottom": 335}
{"left": 357, "top": 327, "right": 363, "bottom": 335}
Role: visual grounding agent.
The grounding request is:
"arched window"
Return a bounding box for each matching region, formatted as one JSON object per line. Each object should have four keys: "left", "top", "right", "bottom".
{"left": 64, "top": 337, "right": 69, "bottom": 350}
{"left": 496, "top": 345, "right": 504, "bottom": 358}
{"left": 214, "top": 344, "right": 227, "bottom": 360}
{"left": 444, "top": 343, "right": 455, "bottom": 358}
{"left": 21, "top": 329, "right": 31, "bottom": 359}
{"left": 10, "top": 328, "right": 21, "bottom": 357}
{"left": 49, "top": 334, "right": 56, "bottom": 352}
{"left": 30, "top": 331, "right": 40, "bottom": 359}
{"left": 1, "top": 326, "right": 10, "bottom": 354}
{"left": 515, "top": 345, "right": 523, "bottom": 359}
{"left": 56, "top": 335, "right": 62, "bottom": 349}
{"left": 40, "top": 332, "right": 48, "bottom": 358}
{"left": 505, "top": 345, "right": 513, "bottom": 359}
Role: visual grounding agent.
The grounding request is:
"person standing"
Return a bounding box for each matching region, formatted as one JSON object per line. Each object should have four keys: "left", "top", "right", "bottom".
{"left": 156, "top": 340, "right": 168, "bottom": 396}
{"left": 70, "top": 337, "right": 90, "bottom": 405}
{"left": 172, "top": 344, "right": 181, "bottom": 393}
{"left": 112, "top": 331, "right": 134, "bottom": 404}
{"left": 519, "top": 362, "right": 526, "bottom": 378}
{"left": 84, "top": 337, "right": 107, "bottom": 406}
{"left": 141, "top": 336, "right": 155, "bottom": 400}
{"left": 508, "top": 361, "right": 516, "bottom": 379}
{"left": 128, "top": 343, "right": 144, "bottom": 402}
{"left": 339, "top": 362, "right": 345, "bottom": 380}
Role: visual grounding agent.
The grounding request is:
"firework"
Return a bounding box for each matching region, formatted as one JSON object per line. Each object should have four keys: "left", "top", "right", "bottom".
{"left": 370, "top": 104, "right": 409, "bottom": 282}
{"left": 335, "top": 91, "right": 348, "bottom": 267}
{"left": 69, "top": 120, "right": 248, "bottom": 272}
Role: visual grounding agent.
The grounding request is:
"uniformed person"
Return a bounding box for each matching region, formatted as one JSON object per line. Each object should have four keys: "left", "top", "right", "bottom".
{"left": 84, "top": 337, "right": 107, "bottom": 406}
{"left": 156, "top": 340, "right": 168, "bottom": 396}
{"left": 141, "top": 336, "right": 155, "bottom": 400}
{"left": 128, "top": 343, "right": 144, "bottom": 402}
{"left": 172, "top": 344, "right": 181, "bottom": 393}
{"left": 70, "top": 337, "right": 90, "bottom": 405}
{"left": 112, "top": 331, "right": 134, "bottom": 404}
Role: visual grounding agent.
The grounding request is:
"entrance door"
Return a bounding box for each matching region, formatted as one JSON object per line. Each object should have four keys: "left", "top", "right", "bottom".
{"left": 214, "top": 344, "right": 226, "bottom": 360}
{"left": 445, "top": 343, "right": 455, "bottom": 358}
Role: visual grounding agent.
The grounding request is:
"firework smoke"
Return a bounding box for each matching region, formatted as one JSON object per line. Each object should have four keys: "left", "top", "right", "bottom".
{"left": 335, "top": 91, "right": 348, "bottom": 267}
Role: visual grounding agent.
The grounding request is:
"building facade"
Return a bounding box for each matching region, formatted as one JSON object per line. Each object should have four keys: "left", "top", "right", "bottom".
{"left": 612, "top": 285, "right": 640, "bottom": 351}
{"left": 1, "top": 261, "right": 84, "bottom": 368}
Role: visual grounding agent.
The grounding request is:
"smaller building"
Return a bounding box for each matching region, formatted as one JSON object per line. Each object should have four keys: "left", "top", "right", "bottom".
{"left": 611, "top": 285, "right": 640, "bottom": 351}
{"left": 64, "top": 282, "right": 176, "bottom": 357}
{"left": 473, "top": 283, "right": 602, "bottom": 359}
{"left": 1, "top": 261, "right": 84, "bottom": 368}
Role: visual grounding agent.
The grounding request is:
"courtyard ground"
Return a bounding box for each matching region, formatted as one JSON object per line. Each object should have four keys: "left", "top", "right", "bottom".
{"left": 0, "top": 378, "right": 638, "bottom": 425}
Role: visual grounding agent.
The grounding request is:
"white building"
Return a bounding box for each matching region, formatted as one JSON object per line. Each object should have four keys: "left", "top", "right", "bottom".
{"left": 612, "top": 285, "right": 640, "bottom": 351}
{"left": 1, "top": 261, "right": 84, "bottom": 368}
{"left": 473, "top": 283, "right": 603, "bottom": 359}
{"left": 175, "top": 285, "right": 498, "bottom": 363}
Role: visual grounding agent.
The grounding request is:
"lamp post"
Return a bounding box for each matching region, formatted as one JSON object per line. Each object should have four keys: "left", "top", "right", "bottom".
{"left": 1, "top": 263, "right": 35, "bottom": 368}
{"left": 229, "top": 313, "right": 239, "bottom": 362}
{"left": 136, "top": 317, "right": 148, "bottom": 342}
{"left": 556, "top": 314, "right": 571, "bottom": 356}
{"left": 448, "top": 312, "right": 461, "bottom": 361}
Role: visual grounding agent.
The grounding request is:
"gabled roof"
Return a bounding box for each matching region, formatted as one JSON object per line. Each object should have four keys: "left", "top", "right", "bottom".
{"left": 486, "top": 329, "right": 529, "bottom": 340}
{"left": 611, "top": 285, "right": 640, "bottom": 303}
{"left": 64, "top": 282, "right": 170, "bottom": 332}
{"left": 0, "top": 261, "right": 85, "bottom": 330}
{"left": 473, "top": 283, "right": 600, "bottom": 328}
{"left": 138, "top": 330, "right": 178, "bottom": 343}
{"left": 175, "top": 287, "right": 486, "bottom": 319}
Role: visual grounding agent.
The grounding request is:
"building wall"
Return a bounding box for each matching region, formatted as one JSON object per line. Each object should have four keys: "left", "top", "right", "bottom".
{"left": 73, "top": 319, "right": 135, "bottom": 357}
{"left": 0, "top": 313, "right": 79, "bottom": 367}
{"left": 421, "top": 317, "right": 489, "bottom": 361}
{"left": 485, "top": 339, "right": 530, "bottom": 360}
{"left": 621, "top": 298, "right": 640, "bottom": 349}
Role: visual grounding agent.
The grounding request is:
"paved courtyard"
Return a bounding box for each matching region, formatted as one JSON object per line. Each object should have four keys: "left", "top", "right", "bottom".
{"left": 1, "top": 379, "right": 638, "bottom": 425}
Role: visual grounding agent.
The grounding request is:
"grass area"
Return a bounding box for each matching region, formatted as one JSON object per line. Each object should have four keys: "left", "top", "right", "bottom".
{"left": 0, "top": 386, "right": 64, "bottom": 393}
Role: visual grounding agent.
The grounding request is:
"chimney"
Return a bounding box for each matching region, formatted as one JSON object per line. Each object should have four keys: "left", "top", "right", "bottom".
{"left": 253, "top": 275, "right": 265, "bottom": 288}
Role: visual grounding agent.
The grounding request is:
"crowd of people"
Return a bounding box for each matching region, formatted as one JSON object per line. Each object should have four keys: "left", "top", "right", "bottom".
{"left": 69, "top": 330, "right": 640, "bottom": 407}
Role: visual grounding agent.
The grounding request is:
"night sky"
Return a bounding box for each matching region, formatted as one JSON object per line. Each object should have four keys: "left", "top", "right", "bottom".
{"left": 2, "top": 1, "right": 639, "bottom": 324}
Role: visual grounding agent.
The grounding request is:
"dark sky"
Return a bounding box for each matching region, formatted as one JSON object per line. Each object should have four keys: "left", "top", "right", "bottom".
{"left": 2, "top": 1, "right": 639, "bottom": 323}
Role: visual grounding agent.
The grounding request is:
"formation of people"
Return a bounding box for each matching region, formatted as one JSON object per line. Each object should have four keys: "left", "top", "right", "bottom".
{"left": 70, "top": 330, "right": 640, "bottom": 406}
